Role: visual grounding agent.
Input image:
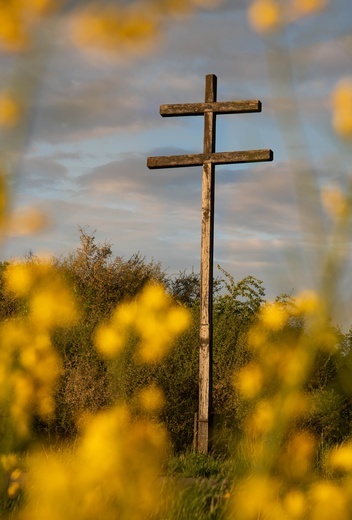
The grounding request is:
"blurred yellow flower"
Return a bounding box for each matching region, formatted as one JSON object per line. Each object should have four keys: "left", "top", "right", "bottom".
{"left": 235, "top": 363, "right": 263, "bottom": 399}
{"left": 328, "top": 442, "right": 352, "bottom": 472}
{"left": 331, "top": 77, "right": 352, "bottom": 139}
{"left": 310, "top": 482, "right": 348, "bottom": 520}
{"left": 139, "top": 337, "right": 168, "bottom": 362}
{"left": 233, "top": 475, "right": 279, "bottom": 520}
{"left": 282, "top": 431, "right": 316, "bottom": 478}
{"left": 0, "top": 0, "right": 60, "bottom": 52}
{"left": 113, "top": 300, "right": 138, "bottom": 326}
{"left": 27, "top": 0, "right": 58, "bottom": 15}
{"left": 7, "top": 480, "right": 21, "bottom": 497}
{"left": 166, "top": 306, "right": 191, "bottom": 333}
{"left": 294, "top": 289, "right": 320, "bottom": 315}
{"left": 321, "top": 184, "right": 348, "bottom": 220}
{"left": 248, "top": 0, "right": 281, "bottom": 33}
{"left": 4, "top": 262, "right": 34, "bottom": 296}
{"left": 139, "top": 385, "right": 165, "bottom": 412}
{"left": 100, "top": 283, "right": 190, "bottom": 363}
{"left": 283, "top": 489, "right": 307, "bottom": 518}
{"left": 0, "top": 6, "right": 27, "bottom": 51}
{"left": 281, "top": 391, "right": 309, "bottom": 418}
{"left": 0, "top": 92, "right": 20, "bottom": 127}
{"left": 247, "top": 325, "right": 267, "bottom": 350}
{"left": 260, "top": 302, "right": 288, "bottom": 330}
{"left": 94, "top": 324, "right": 124, "bottom": 357}
{"left": 291, "top": 0, "right": 327, "bottom": 16}
{"left": 279, "top": 348, "right": 308, "bottom": 386}
{"left": 1, "top": 261, "right": 81, "bottom": 436}
{"left": 247, "top": 399, "right": 275, "bottom": 434}
{"left": 140, "top": 283, "right": 168, "bottom": 310}
{"left": 5, "top": 206, "right": 49, "bottom": 236}
{"left": 71, "top": 5, "right": 158, "bottom": 55}
{"left": 152, "top": 0, "right": 191, "bottom": 14}
{"left": 30, "top": 286, "right": 77, "bottom": 327}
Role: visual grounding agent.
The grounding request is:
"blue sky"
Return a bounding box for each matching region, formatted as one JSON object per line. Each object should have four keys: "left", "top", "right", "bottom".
{"left": 2, "top": 0, "right": 352, "bottom": 324}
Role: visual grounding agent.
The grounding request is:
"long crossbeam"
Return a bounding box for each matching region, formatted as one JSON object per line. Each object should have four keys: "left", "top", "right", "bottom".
{"left": 147, "top": 74, "right": 273, "bottom": 454}
{"left": 147, "top": 149, "right": 273, "bottom": 169}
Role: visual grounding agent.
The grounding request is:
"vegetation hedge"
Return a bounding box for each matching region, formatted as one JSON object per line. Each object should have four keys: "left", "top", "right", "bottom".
{"left": 1, "top": 228, "right": 351, "bottom": 454}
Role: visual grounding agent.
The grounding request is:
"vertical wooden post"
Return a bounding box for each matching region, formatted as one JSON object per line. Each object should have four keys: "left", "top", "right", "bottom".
{"left": 197, "top": 74, "right": 216, "bottom": 454}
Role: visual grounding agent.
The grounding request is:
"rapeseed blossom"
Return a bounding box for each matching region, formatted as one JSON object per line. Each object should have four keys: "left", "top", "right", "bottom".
{"left": 331, "top": 77, "right": 352, "bottom": 139}
{"left": 95, "top": 282, "right": 190, "bottom": 362}
{"left": 0, "top": 0, "right": 59, "bottom": 52}
{"left": 0, "top": 92, "right": 20, "bottom": 127}
{"left": 248, "top": 0, "right": 281, "bottom": 33}
{"left": 247, "top": 0, "right": 328, "bottom": 33}
{"left": 20, "top": 404, "right": 167, "bottom": 520}
{"left": 1, "top": 261, "right": 78, "bottom": 437}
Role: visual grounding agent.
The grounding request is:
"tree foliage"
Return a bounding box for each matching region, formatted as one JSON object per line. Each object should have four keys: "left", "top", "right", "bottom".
{"left": 1, "top": 230, "right": 351, "bottom": 453}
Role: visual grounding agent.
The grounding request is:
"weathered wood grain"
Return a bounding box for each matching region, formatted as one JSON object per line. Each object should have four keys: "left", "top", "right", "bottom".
{"left": 198, "top": 74, "right": 216, "bottom": 455}
{"left": 160, "top": 100, "right": 261, "bottom": 116}
{"left": 147, "top": 149, "right": 273, "bottom": 169}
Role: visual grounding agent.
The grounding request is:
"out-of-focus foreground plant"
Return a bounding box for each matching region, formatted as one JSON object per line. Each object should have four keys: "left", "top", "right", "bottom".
{"left": 1, "top": 0, "right": 352, "bottom": 519}
{"left": 0, "top": 267, "right": 190, "bottom": 518}
{"left": 222, "top": 1, "right": 352, "bottom": 519}
{"left": 0, "top": 1, "right": 209, "bottom": 518}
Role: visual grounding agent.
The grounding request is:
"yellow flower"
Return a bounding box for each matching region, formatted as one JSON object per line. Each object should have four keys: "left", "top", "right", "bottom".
{"left": 94, "top": 324, "right": 124, "bottom": 357}
{"left": 260, "top": 302, "right": 288, "bottom": 330}
{"left": 233, "top": 475, "right": 279, "bottom": 520}
{"left": 331, "top": 77, "right": 352, "bottom": 139}
{"left": 7, "top": 481, "right": 20, "bottom": 497}
{"left": 149, "top": 0, "right": 191, "bottom": 15}
{"left": 139, "top": 385, "right": 165, "bottom": 412}
{"left": 30, "top": 285, "right": 78, "bottom": 328}
{"left": 113, "top": 300, "right": 139, "bottom": 326}
{"left": 283, "top": 489, "right": 307, "bottom": 518}
{"left": 1, "top": 453, "right": 20, "bottom": 473}
{"left": 328, "top": 442, "right": 352, "bottom": 472}
{"left": 71, "top": 5, "right": 158, "bottom": 55}
{"left": 235, "top": 363, "right": 263, "bottom": 399}
{"left": 247, "top": 325, "right": 267, "bottom": 350}
{"left": 282, "top": 431, "right": 316, "bottom": 478}
{"left": 4, "top": 262, "right": 34, "bottom": 296}
{"left": 139, "top": 338, "right": 168, "bottom": 363}
{"left": 106, "top": 283, "right": 189, "bottom": 362}
{"left": 27, "top": 0, "right": 58, "bottom": 15}
{"left": 0, "top": 92, "right": 20, "bottom": 126}
{"left": 166, "top": 306, "right": 191, "bottom": 333}
{"left": 0, "top": 6, "right": 28, "bottom": 52}
{"left": 279, "top": 349, "right": 309, "bottom": 386}
{"left": 281, "top": 391, "right": 309, "bottom": 418}
{"left": 291, "top": 0, "right": 327, "bottom": 16}
{"left": 294, "top": 289, "right": 320, "bottom": 315}
{"left": 247, "top": 399, "right": 275, "bottom": 434}
{"left": 321, "top": 184, "right": 348, "bottom": 220}
{"left": 140, "top": 283, "right": 169, "bottom": 310}
{"left": 248, "top": 0, "right": 281, "bottom": 33}
{"left": 310, "top": 482, "right": 348, "bottom": 520}
{"left": 5, "top": 206, "right": 49, "bottom": 236}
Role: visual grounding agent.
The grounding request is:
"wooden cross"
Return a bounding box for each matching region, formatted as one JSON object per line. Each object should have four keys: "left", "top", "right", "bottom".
{"left": 147, "top": 74, "right": 273, "bottom": 453}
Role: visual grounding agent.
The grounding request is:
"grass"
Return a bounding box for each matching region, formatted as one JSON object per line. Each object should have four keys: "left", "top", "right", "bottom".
{"left": 165, "top": 451, "right": 225, "bottom": 479}
{"left": 159, "top": 451, "right": 232, "bottom": 520}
